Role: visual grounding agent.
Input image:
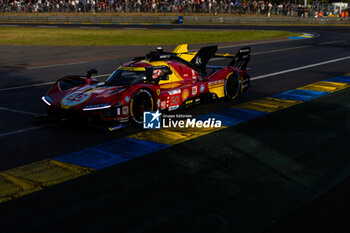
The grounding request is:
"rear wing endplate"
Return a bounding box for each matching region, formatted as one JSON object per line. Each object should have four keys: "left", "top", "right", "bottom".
{"left": 229, "top": 47, "right": 251, "bottom": 70}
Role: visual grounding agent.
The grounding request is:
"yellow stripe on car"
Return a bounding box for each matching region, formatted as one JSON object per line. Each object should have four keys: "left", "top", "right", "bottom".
{"left": 208, "top": 80, "right": 225, "bottom": 98}
{"left": 118, "top": 67, "right": 146, "bottom": 72}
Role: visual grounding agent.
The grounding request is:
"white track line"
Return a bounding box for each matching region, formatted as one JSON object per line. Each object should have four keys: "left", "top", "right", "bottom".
{"left": 251, "top": 55, "right": 350, "bottom": 81}
{"left": 211, "top": 45, "right": 310, "bottom": 61}
{"left": 0, "top": 125, "right": 50, "bottom": 138}
{"left": 218, "top": 38, "right": 291, "bottom": 49}
{"left": 217, "top": 40, "right": 344, "bottom": 58}
{"left": 252, "top": 45, "right": 310, "bottom": 55}
{"left": 0, "top": 74, "right": 110, "bottom": 92}
{"left": 319, "top": 40, "right": 346, "bottom": 45}
{"left": 0, "top": 82, "right": 55, "bottom": 92}
{"left": 0, "top": 107, "right": 38, "bottom": 115}
{"left": 27, "top": 61, "right": 88, "bottom": 70}
{"left": 37, "top": 25, "right": 58, "bottom": 28}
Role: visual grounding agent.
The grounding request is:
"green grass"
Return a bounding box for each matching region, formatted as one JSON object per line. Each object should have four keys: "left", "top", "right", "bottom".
{"left": 0, "top": 27, "right": 298, "bottom": 46}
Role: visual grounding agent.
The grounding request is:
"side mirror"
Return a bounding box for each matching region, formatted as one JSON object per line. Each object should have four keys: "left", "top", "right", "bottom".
{"left": 86, "top": 68, "right": 98, "bottom": 78}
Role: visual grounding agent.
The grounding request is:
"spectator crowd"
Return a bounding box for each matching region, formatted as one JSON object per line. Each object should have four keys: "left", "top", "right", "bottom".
{"left": 0, "top": 0, "right": 349, "bottom": 18}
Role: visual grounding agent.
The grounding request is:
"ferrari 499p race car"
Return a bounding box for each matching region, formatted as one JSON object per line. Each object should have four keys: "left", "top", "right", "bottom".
{"left": 41, "top": 44, "right": 251, "bottom": 129}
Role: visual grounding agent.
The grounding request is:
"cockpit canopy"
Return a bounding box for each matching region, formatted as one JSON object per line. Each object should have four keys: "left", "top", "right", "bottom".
{"left": 105, "top": 66, "right": 172, "bottom": 86}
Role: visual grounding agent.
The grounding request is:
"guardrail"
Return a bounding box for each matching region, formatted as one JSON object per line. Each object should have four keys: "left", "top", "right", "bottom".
{"left": 0, "top": 15, "right": 349, "bottom": 24}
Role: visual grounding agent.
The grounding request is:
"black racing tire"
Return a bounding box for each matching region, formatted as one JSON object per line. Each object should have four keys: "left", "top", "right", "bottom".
{"left": 130, "top": 89, "right": 155, "bottom": 124}
{"left": 224, "top": 72, "right": 242, "bottom": 100}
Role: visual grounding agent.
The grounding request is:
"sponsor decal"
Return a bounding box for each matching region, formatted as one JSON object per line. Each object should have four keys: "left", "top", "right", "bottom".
{"left": 161, "top": 101, "right": 166, "bottom": 110}
{"left": 182, "top": 89, "right": 189, "bottom": 101}
{"left": 168, "top": 89, "right": 181, "bottom": 95}
{"left": 200, "top": 84, "right": 205, "bottom": 92}
{"left": 117, "top": 108, "right": 121, "bottom": 115}
{"left": 143, "top": 110, "right": 161, "bottom": 129}
{"left": 191, "top": 70, "right": 198, "bottom": 80}
{"left": 169, "top": 105, "right": 179, "bottom": 111}
{"left": 186, "top": 100, "right": 193, "bottom": 105}
{"left": 157, "top": 99, "right": 160, "bottom": 108}
{"left": 195, "top": 56, "right": 202, "bottom": 66}
{"left": 184, "top": 74, "right": 189, "bottom": 77}
{"left": 195, "top": 98, "right": 200, "bottom": 103}
{"left": 160, "top": 55, "right": 171, "bottom": 59}
{"left": 122, "top": 106, "right": 129, "bottom": 115}
{"left": 61, "top": 92, "right": 91, "bottom": 107}
{"left": 192, "top": 86, "right": 198, "bottom": 96}
{"left": 208, "top": 80, "right": 225, "bottom": 86}
{"left": 157, "top": 89, "right": 160, "bottom": 96}
{"left": 125, "top": 96, "right": 130, "bottom": 103}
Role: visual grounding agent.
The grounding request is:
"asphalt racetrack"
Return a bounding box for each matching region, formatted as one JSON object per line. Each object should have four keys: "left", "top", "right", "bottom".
{"left": 0, "top": 24, "right": 350, "bottom": 233}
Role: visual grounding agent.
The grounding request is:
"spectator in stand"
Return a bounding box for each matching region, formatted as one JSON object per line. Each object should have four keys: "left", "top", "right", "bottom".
{"left": 0, "top": 0, "right": 333, "bottom": 17}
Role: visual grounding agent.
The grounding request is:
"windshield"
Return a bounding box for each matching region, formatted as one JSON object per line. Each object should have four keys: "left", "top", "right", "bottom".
{"left": 105, "top": 70, "right": 146, "bottom": 86}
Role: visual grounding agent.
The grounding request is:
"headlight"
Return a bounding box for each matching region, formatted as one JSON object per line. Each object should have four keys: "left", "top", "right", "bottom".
{"left": 41, "top": 95, "right": 54, "bottom": 106}
{"left": 83, "top": 103, "right": 112, "bottom": 111}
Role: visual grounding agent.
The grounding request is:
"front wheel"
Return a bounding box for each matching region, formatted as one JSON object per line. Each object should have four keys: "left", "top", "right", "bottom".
{"left": 224, "top": 72, "right": 242, "bottom": 100}
{"left": 130, "top": 89, "right": 155, "bottom": 124}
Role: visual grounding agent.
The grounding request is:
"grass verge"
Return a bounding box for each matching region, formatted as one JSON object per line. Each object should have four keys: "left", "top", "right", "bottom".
{"left": 0, "top": 27, "right": 298, "bottom": 46}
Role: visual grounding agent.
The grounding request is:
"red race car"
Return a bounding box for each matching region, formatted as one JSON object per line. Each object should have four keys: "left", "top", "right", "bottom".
{"left": 41, "top": 44, "right": 250, "bottom": 129}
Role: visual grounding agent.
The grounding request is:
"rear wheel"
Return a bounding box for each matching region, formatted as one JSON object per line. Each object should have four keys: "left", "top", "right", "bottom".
{"left": 225, "top": 72, "right": 241, "bottom": 100}
{"left": 130, "top": 89, "right": 155, "bottom": 124}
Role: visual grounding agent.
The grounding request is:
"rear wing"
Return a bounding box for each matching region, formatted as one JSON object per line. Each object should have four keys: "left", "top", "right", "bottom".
{"left": 188, "top": 46, "right": 250, "bottom": 72}
{"left": 229, "top": 47, "right": 251, "bottom": 70}
{"left": 172, "top": 44, "right": 250, "bottom": 73}
{"left": 210, "top": 47, "right": 251, "bottom": 71}
{"left": 189, "top": 46, "right": 218, "bottom": 75}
